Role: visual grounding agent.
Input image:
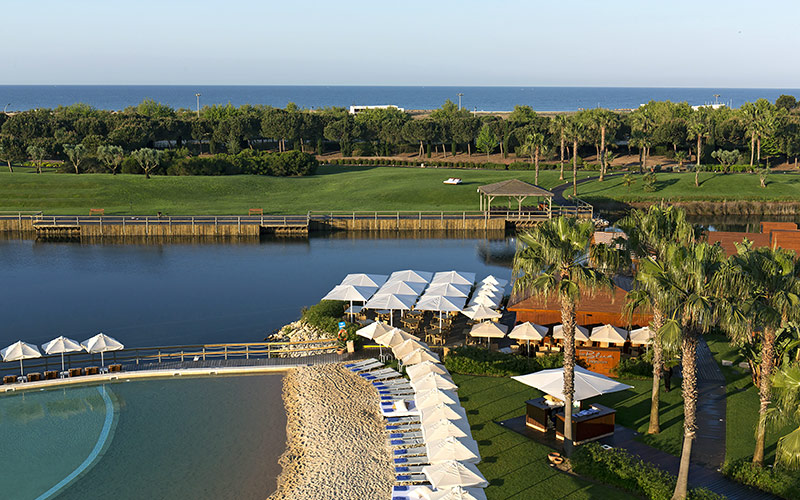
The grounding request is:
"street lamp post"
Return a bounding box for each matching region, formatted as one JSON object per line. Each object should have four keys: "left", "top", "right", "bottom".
{"left": 457, "top": 93, "right": 464, "bottom": 111}
{"left": 195, "top": 93, "right": 201, "bottom": 118}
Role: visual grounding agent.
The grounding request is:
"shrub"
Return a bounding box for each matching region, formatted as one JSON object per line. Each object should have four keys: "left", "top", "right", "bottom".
{"left": 444, "top": 345, "right": 562, "bottom": 377}
{"left": 300, "top": 300, "right": 347, "bottom": 335}
{"left": 572, "top": 443, "right": 725, "bottom": 500}
{"left": 614, "top": 357, "right": 653, "bottom": 379}
{"left": 168, "top": 150, "right": 317, "bottom": 177}
{"left": 721, "top": 459, "right": 800, "bottom": 500}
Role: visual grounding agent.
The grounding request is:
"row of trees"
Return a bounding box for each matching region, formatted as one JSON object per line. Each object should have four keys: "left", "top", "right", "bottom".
{"left": 513, "top": 208, "right": 800, "bottom": 500}
{"left": 2, "top": 97, "right": 799, "bottom": 179}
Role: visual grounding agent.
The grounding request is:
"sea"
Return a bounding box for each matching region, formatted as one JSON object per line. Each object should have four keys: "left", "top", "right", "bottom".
{"left": 1, "top": 86, "right": 798, "bottom": 113}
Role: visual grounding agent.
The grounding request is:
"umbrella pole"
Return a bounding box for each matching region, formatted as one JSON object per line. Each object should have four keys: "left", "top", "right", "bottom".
{"left": 101, "top": 352, "right": 105, "bottom": 367}
{"left": 61, "top": 352, "right": 65, "bottom": 372}
{"left": 20, "top": 359, "right": 24, "bottom": 377}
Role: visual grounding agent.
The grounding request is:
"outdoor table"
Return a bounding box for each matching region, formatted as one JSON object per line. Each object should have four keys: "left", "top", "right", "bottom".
{"left": 554, "top": 403, "right": 616, "bottom": 444}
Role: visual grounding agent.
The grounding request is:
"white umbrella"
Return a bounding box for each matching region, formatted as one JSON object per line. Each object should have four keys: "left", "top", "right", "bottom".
{"left": 412, "top": 372, "right": 458, "bottom": 392}
{"left": 512, "top": 365, "right": 633, "bottom": 402}
{"left": 590, "top": 324, "right": 629, "bottom": 344}
{"left": 378, "top": 280, "right": 428, "bottom": 296}
{"left": 401, "top": 348, "right": 441, "bottom": 366}
{"left": 630, "top": 326, "right": 655, "bottom": 345}
{"left": 1, "top": 341, "right": 41, "bottom": 376}
{"left": 341, "top": 273, "right": 388, "bottom": 288}
{"left": 421, "top": 402, "right": 467, "bottom": 424}
{"left": 406, "top": 361, "right": 449, "bottom": 380}
{"left": 364, "top": 293, "right": 417, "bottom": 326}
{"left": 468, "top": 322, "right": 507, "bottom": 347}
{"left": 389, "top": 270, "right": 433, "bottom": 284}
{"left": 426, "top": 436, "right": 481, "bottom": 465}
{"left": 422, "top": 417, "right": 472, "bottom": 441}
{"left": 480, "top": 275, "right": 508, "bottom": 287}
{"left": 416, "top": 389, "right": 460, "bottom": 410}
{"left": 322, "top": 284, "right": 377, "bottom": 320}
{"left": 468, "top": 295, "right": 500, "bottom": 308}
{"left": 508, "top": 322, "right": 548, "bottom": 355}
{"left": 424, "top": 487, "right": 488, "bottom": 500}
{"left": 422, "top": 461, "right": 488, "bottom": 489}
{"left": 432, "top": 271, "right": 476, "bottom": 286}
{"left": 356, "top": 321, "right": 395, "bottom": 340}
{"left": 81, "top": 333, "right": 124, "bottom": 367}
{"left": 461, "top": 305, "right": 502, "bottom": 321}
{"left": 552, "top": 324, "right": 590, "bottom": 342}
{"left": 375, "top": 329, "right": 419, "bottom": 348}
{"left": 426, "top": 283, "right": 471, "bottom": 298}
{"left": 393, "top": 339, "right": 430, "bottom": 360}
{"left": 41, "top": 336, "right": 83, "bottom": 371}
{"left": 416, "top": 295, "right": 466, "bottom": 333}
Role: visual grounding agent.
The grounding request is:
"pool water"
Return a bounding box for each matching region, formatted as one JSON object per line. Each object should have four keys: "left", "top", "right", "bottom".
{"left": 0, "top": 373, "right": 286, "bottom": 500}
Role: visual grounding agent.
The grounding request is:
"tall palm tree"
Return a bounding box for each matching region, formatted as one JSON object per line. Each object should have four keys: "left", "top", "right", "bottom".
{"left": 638, "top": 242, "right": 726, "bottom": 500}
{"left": 520, "top": 132, "right": 545, "bottom": 186}
{"left": 687, "top": 111, "right": 710, "bottom": 168}
{"left": 630, "top": 107, "right": 655, "bottom": 172}
{"left": 512, "top": 217, "right": 613, "bottom": 456}
{"left": 767, "top": 363, "right": 800, "bottom": 470}
{"left": 550, "top": 115, "right": 569, "bottom": 181}
{"left": 619, "top": 206, "right": 696, "bottom": 435}
{"left": 721, "top": 245, "right": 800, "bottom": 466}
{"left": 586, "top": 109, "right": 618, "bottom": 181}
{"left": 565, "top": 116, "right": 586, "bottom": 197}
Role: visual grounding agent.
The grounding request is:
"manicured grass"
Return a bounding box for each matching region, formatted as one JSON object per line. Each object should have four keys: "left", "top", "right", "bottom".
{"left": 453, "top": 373, "right": 638, "bottom": 500}
{"left": 704, "top": 333, "right": 796, "bottom": 465}
{"left": 0, "top": 167, "right": 591, "bottom": 215}
{"left": 580, "top": 171, "right": 800, "bottom": 203}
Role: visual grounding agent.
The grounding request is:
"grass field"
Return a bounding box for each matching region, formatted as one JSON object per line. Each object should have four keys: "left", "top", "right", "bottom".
{"left": 453, "top": 373, "right": 637, "bottom": 500}
{"left": 6, "top": 167, "right": 800, "bottom": 216}
{"left": 0, "top": 167, "right": 591, "bottom": 215}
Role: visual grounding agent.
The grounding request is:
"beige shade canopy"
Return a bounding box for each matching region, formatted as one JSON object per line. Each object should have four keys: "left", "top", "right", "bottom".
{"left": 431, "top": 271, "right": 476, "bottom": 286}
{"left": 422, "top": 417, "right": 472, "bottom": 441}
{"left": 552, "top": 324, "right": 590, "bottom": 342}
{"left": 512, "top": 365, "right": 633, "bottom": 402}
{"left": 341, "top": 273, "right": 388, "bottom": 288}
{"left": 425, "top": 436, "right": 481, "bottom": 465}
{"left": 468, "top": 322, "right": 508, "bottom": 339}
{"left": 420, "top": 402, "right": 468, "bottom": 424}
{"left": 412, "top": 372, "right": 458, "bottom": 392}
{"left": 461, "top": 305, "right": 502, "bottom": 321}
{"left": 508, "top": 322, "right": 548, "bottom": 341}
{"left": 374, "top": 329, "right": 419, "bottom": 348}
{"left": 589, "top": 324, "right": 629, "bottom": 344}
{"left": 401, "top": 348, "right": 441, "bottom": 365}
{"left": 406, "top": 361, "right": 449, "bottom": 380}
{"left": 356, "top": 321, "right": 395, "bottom": 340}
{"left": 426, "top": 283, "right": 471, "bottom": 298}
{"left": 423, "top": 487, "right": 488, "bottom": 500}
{"left": 422, "top": 460, "right": 489, "bottom": 489}
{"left": 393, "top": 339, "right": 430, "bottom": 359}
{"left": 415, "top": 389, "right": 460, "bottom": 410}
{"left": 630, "top": 326, "right": 655, "bottom": 345}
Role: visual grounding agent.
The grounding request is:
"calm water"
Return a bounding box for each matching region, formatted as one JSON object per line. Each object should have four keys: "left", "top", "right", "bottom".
{"left": 1, "top": 85, "right": 798, "bottom": 112}
{"left": 0, "top": 233, "right": 514, "bottom": 349}
{"left": 0, "top": 373, "right": 286, "bottom": 500}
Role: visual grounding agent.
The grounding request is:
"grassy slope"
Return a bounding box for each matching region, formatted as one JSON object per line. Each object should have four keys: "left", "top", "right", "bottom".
{"left": 453, "top": 373, "right": 637, "bottom": 500}
{"left": 580, "top": 171, "right": 800, "bottom": 203}
{"left": 0, "top": 167, "right": 590, "bottom": 215}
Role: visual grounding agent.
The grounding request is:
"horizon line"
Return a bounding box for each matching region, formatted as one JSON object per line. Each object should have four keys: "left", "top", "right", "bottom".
{"left": 1, "top": 84, "right": 799, "bottom": 91}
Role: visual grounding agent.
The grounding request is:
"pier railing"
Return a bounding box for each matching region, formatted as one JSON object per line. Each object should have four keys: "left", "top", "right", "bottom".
{"left": 25, "top": 214, "right": 310, "bottom": 227}
{"left": 0, "top": 339, "right": 340, "bottom": 377}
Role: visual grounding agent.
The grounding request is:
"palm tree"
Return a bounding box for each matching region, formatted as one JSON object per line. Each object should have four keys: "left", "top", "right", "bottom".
{"left": 512, "top": 217, "right": 614, "bottom": 456}
{"left": 767, "top": 363, "right": 800, "bottom": 469}
{"left": 565, "top": 116, "right": 586, "bottom": 197}
{"left": 721, "top": 245, "right": 800, "bottom": 466}
{"left": 520, "top": 132, "right": 545, "bottom": 186}
{"left": 639, "top": 243, "right": 726, "bottom": 500}
{"left": 587, "top": 109, "right": 618, "bottom": 181}
{"left": 687, "top": 112, "right": 710, "bottom": 167}
{"left": 550, "top": 115, "right": 569, "bottom": 180}
{"left": 630, "top": 107, "right": 655, "bottom": 172}
{"left": 619, "top": 206, "right": 695, "bottom": 435}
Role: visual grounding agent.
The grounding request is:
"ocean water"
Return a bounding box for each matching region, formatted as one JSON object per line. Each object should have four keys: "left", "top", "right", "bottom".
{"left": 1, "top": 85, "right": 798, "bottom": 113}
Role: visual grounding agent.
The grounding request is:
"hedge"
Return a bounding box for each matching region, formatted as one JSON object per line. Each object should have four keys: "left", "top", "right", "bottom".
{"left": 444, "top": 345, "right": 562, "bottom": 377}
{"left": 572, "top": 443, "right": 724, "bottom": 500}
{"left": 166, "top": 150, "right": 318, "bottom": 176}
{"left": 721, "top": 459, "right": 800, "bottom": 500}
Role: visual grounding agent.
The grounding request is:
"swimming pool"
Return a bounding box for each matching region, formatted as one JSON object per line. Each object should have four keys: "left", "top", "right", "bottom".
{"left": 0, "top": 373, "right": 286, "bottom": 500}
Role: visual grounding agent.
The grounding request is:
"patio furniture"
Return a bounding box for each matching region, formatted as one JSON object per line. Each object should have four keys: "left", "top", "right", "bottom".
{"left": 3, "top": 375, "right": 16, "bottom": 384}
{"left": 69, "top": 368, "right": 83, "bottom": 377}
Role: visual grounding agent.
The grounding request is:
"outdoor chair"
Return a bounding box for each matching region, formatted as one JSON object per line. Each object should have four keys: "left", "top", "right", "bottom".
{"left": 44, "top": 371, "right": 59, "bottom": 380}
{"left": 69, "top": 368, "right": 83, "bottom": 377}
{"left": 2, "top": 375, "right": 16, "bottom": 384}
{"left": 27, "top": 373, "right": 41, "bottom": 382}
{"left": 85, "top": 366, "right": 99, "bottom": 376}
{"left": 109, "top": 364, "right": 123, "bottom": 372}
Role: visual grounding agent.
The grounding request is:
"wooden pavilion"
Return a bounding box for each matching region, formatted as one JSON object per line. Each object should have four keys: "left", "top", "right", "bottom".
{"left": 477, "top": 179, "right": 554, "bottom": 214}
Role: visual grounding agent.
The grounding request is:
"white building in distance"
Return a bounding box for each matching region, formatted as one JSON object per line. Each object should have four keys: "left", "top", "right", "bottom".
{"left": 349, "top": 105, "right": 405, "bottom": 115}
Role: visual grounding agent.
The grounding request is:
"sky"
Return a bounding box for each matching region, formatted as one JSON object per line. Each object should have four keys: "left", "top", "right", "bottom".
{"left": 3, "top": 0, "right": 799, "bottom": 87}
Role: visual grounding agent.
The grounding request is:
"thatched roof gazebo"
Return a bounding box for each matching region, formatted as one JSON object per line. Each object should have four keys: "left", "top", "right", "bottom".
{"left": 477, "top": 179, "right": 554, "bottom": 213}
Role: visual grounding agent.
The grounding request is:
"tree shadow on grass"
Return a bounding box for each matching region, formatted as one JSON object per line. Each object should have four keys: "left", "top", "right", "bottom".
{"left": 653, "top": 178, "right": 679, "bottom": 191}
{"left": 315, "top": 164, "right": 377, "bottom": 175}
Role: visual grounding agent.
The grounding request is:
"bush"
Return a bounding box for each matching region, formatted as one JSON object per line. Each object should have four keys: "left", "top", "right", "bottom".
{"left": 614, "top": 357, "right": 653, "bottom": 379}
{"left": 721, "top": 459, "right": 800, "bottom": 499}
{"left": 167, "top": 150, "right": 317, "bottom": 177}
{"left": 444, "top": 345, "right": 562, "bottom": 377}
{"left": 572, "top": 443, "right": 725, "bottom": 500}
{"left": 300, "top": 300, "right": 347, "bottom": 335}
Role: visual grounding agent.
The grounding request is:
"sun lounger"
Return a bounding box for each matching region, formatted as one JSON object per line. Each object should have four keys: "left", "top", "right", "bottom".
{"left": 388, "top": 431, "right": 423, "bottom": 440}
{"left": 386, "top": 416, "right": 421, "bottom": 424}
{"left": 349, "top": 361, "right": 384, "bottom": 372}
{"left": 374, "top": 379, "right": 412, "bottom": 388}
{"left": 395, "top": 465, "right": 425, "bottom": 474}
{"left": 390, "top": 437, "right": 425, "bottom": 447}
{"left": 393, "top": 446, "right": 427, "bottom": 456}
{"left": 344, "top": 358, "right": 377, "bottom": 368}
{"left": 392, "top": 484, "right": 432, "bottom": 500}
{"left": 363, "top": 371, "right": 403, "bottom": 381}
{"left": 394, "top": 456, "right": 429, "bottom": 465}
{"left": 395, "top": 473, "right": 428, "bottom": 483}
{"left": 359, "top": 367, "right": 396, "bottom": 377}
{"left": 379, "top": 387, "right": 415, "bottom": 394}
{"left": 386, "top": 423, "right": 421, "bottom": 432}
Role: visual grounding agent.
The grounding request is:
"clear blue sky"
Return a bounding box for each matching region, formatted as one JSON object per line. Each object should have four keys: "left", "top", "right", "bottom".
{"left": 4, "top": 0, "right": 798, "bottom": 87}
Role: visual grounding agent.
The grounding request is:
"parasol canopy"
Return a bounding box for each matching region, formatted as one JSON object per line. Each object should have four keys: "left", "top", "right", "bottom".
{"left": 552, "top": 324, "right": 590, "bottom": 342}
{"left": 629, "top": 326, "right": 655, "bottom": 345}
{"left": 422, "top": 461, "right": 488, "bottom": 489}
{"left": 590, "top": 324, "right": 629, "bottom": 344}
{"left": 340, "top": 273, "right": 388, "bottom": 288}
{"left": 512, "top": 365, "right": 633, "bottom": 402}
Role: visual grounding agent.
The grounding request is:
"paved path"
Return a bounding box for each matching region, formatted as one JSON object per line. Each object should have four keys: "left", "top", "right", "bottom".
{"left": 550, "top": 172, "right": 623, "bottom": 205}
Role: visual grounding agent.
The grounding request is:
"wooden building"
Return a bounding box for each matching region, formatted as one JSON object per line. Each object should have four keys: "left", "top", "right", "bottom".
{"left": 708, "top": 222, "right": 800, "bottom": 256}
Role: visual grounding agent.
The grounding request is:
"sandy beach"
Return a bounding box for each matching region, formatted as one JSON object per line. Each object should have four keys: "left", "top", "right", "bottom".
{"left": 268, "top": 364, "right": 394, "bottom": 500}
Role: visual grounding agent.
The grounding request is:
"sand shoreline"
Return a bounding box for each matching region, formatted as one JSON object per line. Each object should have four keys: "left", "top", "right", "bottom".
{"left": 268, "top": 364, "right": 394, "bottom": 500}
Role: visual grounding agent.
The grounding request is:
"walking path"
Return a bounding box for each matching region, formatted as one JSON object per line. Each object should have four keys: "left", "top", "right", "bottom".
{"left": 550, "top": 172, "right": 623, "bottom": 205}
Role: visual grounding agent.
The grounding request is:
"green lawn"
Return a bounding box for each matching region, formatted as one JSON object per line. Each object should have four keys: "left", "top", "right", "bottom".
{"left": 453, "top": 373, "right": 639, "bottom": 500}
{"left": 580, "top": 171, "right": 800, "bottom": 203}
{"left": 0, "top": 167, "right": 591, "bottom": 215}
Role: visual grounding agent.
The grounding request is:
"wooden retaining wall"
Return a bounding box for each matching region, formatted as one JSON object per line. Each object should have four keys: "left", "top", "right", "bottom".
{"left": 311, "top": 217, "right": 506, "bottom": 232}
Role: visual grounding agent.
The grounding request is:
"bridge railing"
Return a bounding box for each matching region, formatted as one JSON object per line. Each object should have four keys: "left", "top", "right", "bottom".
{"left": 0, "top": 339, "right": 339, "bottom": 377}
{"left": 22, "top": 214, "right": 310, "bottom": 227}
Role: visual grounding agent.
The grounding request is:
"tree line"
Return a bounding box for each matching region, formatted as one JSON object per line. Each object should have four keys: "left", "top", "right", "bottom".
{"left": 1, "top": 96, "right": 799, "bottom": 179}
{"left": 513, "top": 208, "right": 800, "bottom": 500}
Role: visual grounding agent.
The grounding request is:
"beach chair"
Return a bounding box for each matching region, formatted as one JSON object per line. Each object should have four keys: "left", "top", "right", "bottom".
{"left": 395, "top": 473, "right": 428, "bottom": 483}
{"left": 386, "top": 423, "right": 421, "bottom": 432}
{"left": 386, "top": 416, "right": 421, "bottom": 424}
{"left": 380, "top": 390, "right": 416, "bottom": 398}
{"left": 390, "top": 437, "right": 425, "bottom": 447}
{"left": 395, "top": 465, "right": 425, "bottom": 474}
{"left": 388, "top": 431, "right": 423, "bottom": 440}
{"left": 382, "top": 400, "right": 421, "bottom": 418}
{"left": 393, "top": 446, "right": 427, "bottom": 456}
{"left": 349, "top": 361, "right": 384, "bottom": 372}
{"left": 394, "top": 455, "right": 430, "bottom": 465}
{"left": 344, "top": 358, "right": 377, "bottom": 369}
{"left": 374, "top": 379, "right": 411, "bottom": 388}
{"left": 358, "top": 367, "right": 395, "bottom": 377}
{"left": 392, "top": 485, "right": 432, "bottom": 500}
{"left": 362, "top": 369, "right": 403, "bottom": 380}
